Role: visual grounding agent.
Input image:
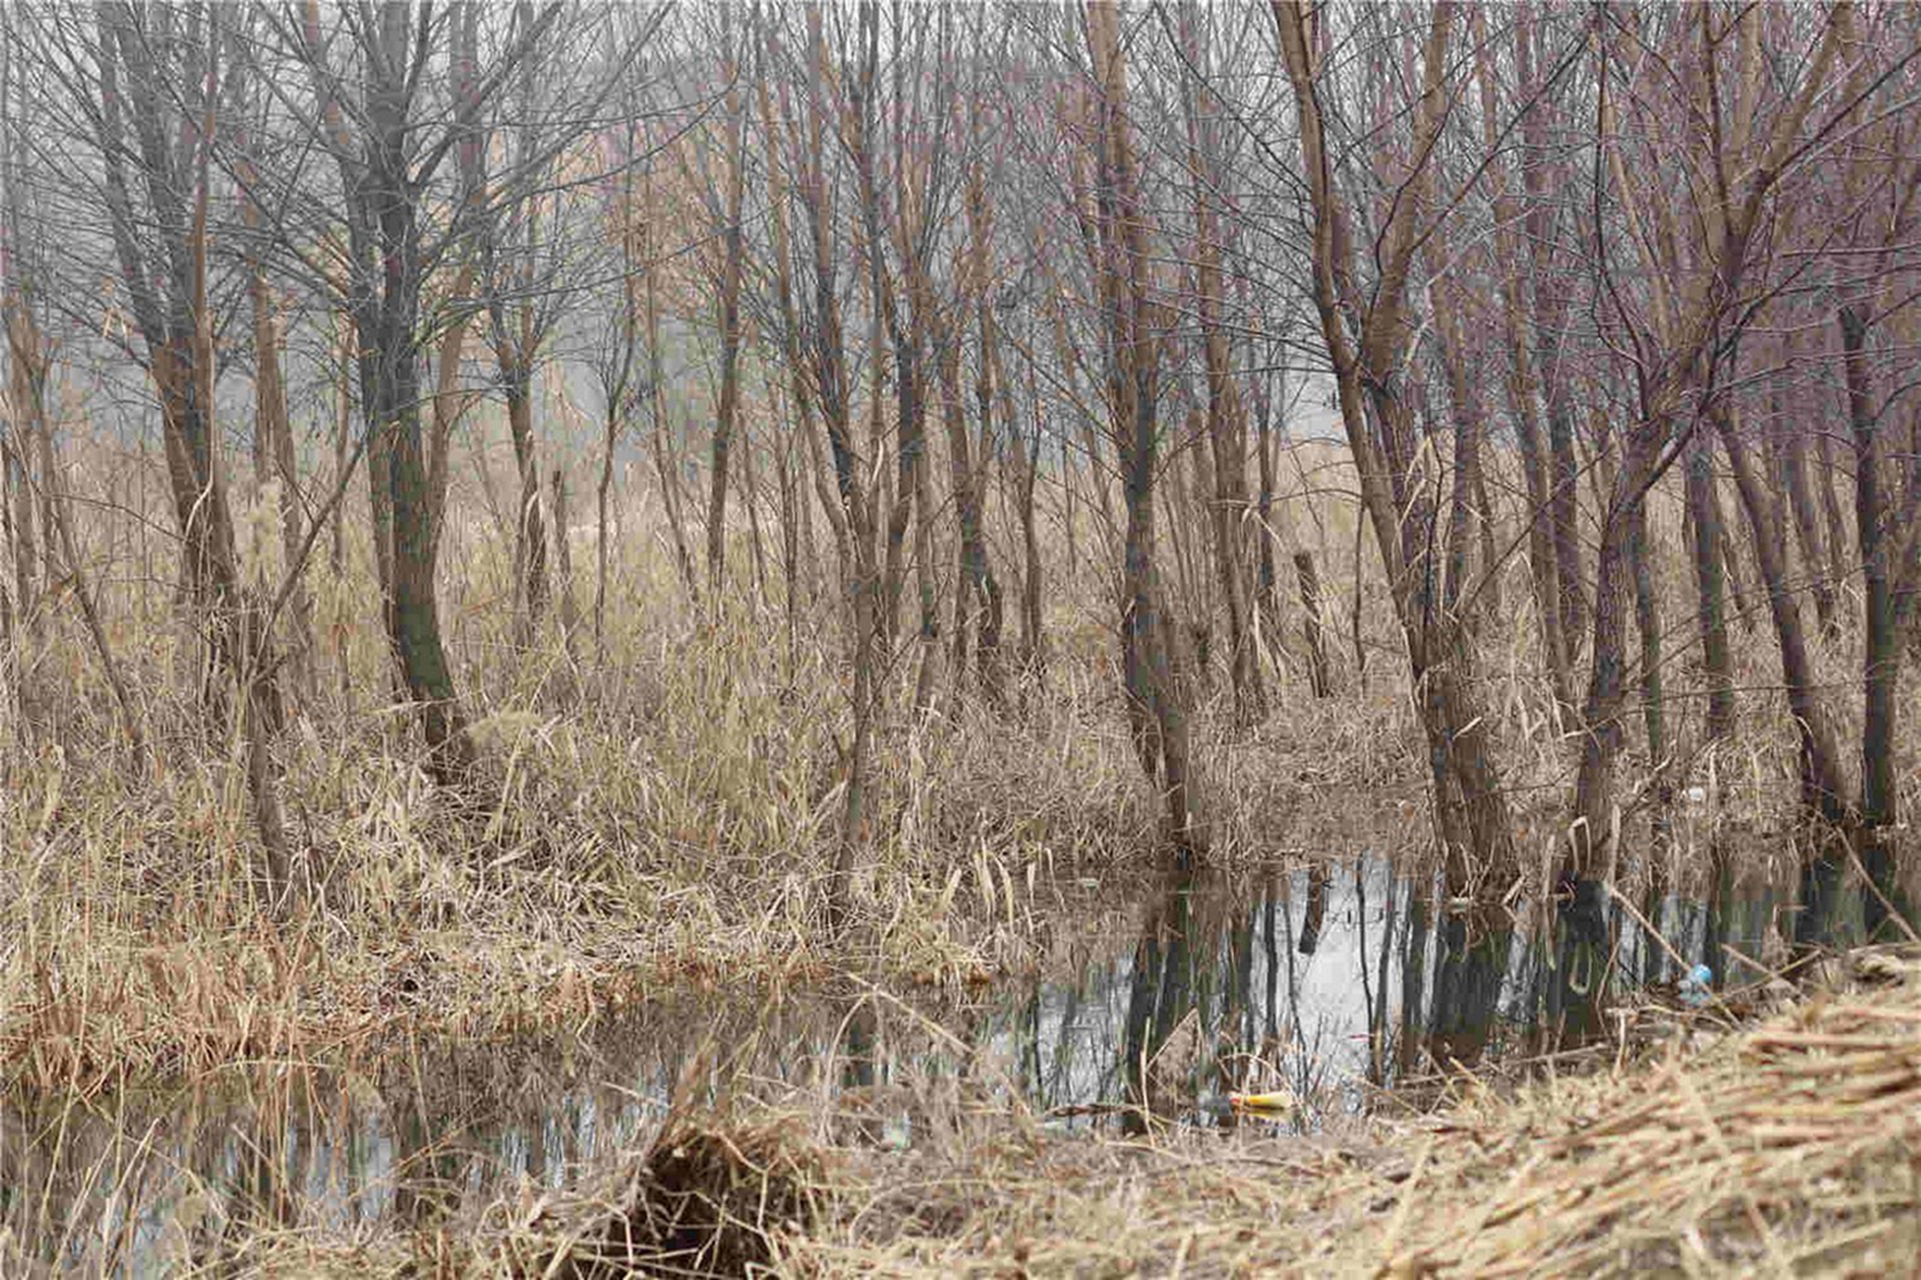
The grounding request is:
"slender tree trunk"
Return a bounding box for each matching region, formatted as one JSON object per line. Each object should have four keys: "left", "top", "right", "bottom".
{"left": 1685, "top": 431, "right": 1735, "bottom": 742}
{"left": 1717, "top": 403, "right": 1848, "bottom": 824}
{"left": 777, "top": 423, "right": 801, "bottom": 682}
{"left": 943, "top": 329, "right": 996, "bottom": 705}
{"left": 236, "top": 160, "right": 313, "bottom": 699}
{"left": 644, "top": 257, "right": 699, "bottom": 606}
{"left": 1816, "top": 425, "right": 1852, "bottom": 616}
{"left": 1479, "top": 7, "right": 1572, "bottom": 714}
{"left": 1182, "top": 29, "right": 1261, "bottom": 727}
{"left": 551, "top": 465, "right": 577, "bottom": 649}
{"left": 502, "top": 365, "right": 550, "bottom": 644}
{"left": 740, "top": 414, "right": 769, "bottom": 605}
{"left": 1011, "top": 342, "right": 1046, "bottom": 686}
{"left": 1778, "top": 394, "right": 1838, "bottom": 641}
{"left": 1278, "top": 0, "right": 1510, "bottom": 884}
{"left": 1629, "top": 492, "right": 1668, "bottom": 809}
{"left": 1843, "top": 303, "right": 1913, "bottom": 933}
{"left": 706, "top": 46, "right": 749, "bottom": 602}
{"left": 7, "top": 304, "right": 145, "bottom": 763}
{"left": 1850, "top": 371, "right": 1891, "bottom": 824}
{"left": 364, "top": 57, "right": 474, "bottom": 784}
{"left": 596, "top": 403, "right": 616, "bottom": 662}
{"left": 1294, "top": 550, "right": 1330, "bottom": 698}
{"left": 98, "top": 7, "right": 293, "bottom": 892}
{"left": 1571, "top": 426, "right": 1666, "bottom": 873}
{"left": 1253, "top": 359, "right": 1283, "bottom": 658}
{"left": 330, "top": 312, "right": 353, "bottom": 710}
{"left": 1087, "top": 0, "right": 1204, "bottom": 857}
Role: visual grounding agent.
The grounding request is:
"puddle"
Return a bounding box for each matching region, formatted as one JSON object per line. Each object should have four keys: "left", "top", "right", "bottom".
{"left": 3, "top": 851, "right": 1905, "bottom": 1273}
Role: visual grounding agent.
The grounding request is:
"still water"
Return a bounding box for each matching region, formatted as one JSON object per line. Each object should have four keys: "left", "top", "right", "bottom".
{"left": 0, "top": 852, "right": 1880, "bottom": 1273}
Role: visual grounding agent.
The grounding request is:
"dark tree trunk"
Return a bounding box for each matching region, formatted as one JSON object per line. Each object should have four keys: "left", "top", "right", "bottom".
{"left": 1777, "top": 380, "right": 1839, "bottom": 641}
{"left": 1294, "top": 550, "right": 1331, "bottom": 699}
{"left": 502, "top": 366, "right": 550, "bottom": 643}
{"left": 1685, "top": 432, "right": 1735, "bottom": 742}
{"left": 1628, "top": 492, "right": 1669, "bottom": 810}
{"left": 1842, "top": 303, "right": 1917, "bottom": 935}
{"left": 1572, "top": 427, "right": 1666, "bottom": 873}
{"left": 359, "top": 9, "right": 474, "bottom": 784}
{"left": 1088, "top": 0, "right": 1204, "bottom": 857}
{"left": 1717, "top": 406, "right": 1848, "bottom": 825}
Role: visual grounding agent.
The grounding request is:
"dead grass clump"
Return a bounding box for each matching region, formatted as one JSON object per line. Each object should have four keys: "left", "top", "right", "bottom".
{"left": 493, "top": 1109, "right": 828, "bottom": 1278}
{"left": 1349, "top": 946, "right": 1921, "bottom": 1276}
{"left": 792, "top": 1113, "right": 1393, "bottom": 1276}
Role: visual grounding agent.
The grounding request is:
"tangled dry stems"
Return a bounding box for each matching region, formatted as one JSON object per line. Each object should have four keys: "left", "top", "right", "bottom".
{"left": 0, "top": 580, "right": 1430, "bottom": 1101}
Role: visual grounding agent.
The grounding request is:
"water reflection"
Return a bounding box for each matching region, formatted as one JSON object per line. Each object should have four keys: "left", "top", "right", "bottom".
{"left": 4, "top": 850, "right": 1909, "bottom": 1275}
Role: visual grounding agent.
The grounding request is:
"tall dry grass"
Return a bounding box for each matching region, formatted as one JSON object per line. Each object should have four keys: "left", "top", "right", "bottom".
{"left": 1, "top": 409, "right": 1911, "bottom": 1110}
{"left": 0, "top": 426, "right": 1429, "bottom": 1108}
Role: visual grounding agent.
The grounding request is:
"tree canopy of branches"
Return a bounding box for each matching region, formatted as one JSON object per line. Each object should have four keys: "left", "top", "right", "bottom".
{"left": 4, "top": 0, "right": 1920, "bottom": 951}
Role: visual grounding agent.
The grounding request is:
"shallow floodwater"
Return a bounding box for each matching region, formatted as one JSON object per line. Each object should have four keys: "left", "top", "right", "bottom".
{"left": 2, "top": 851, "right": 1896, "bottom": 1274}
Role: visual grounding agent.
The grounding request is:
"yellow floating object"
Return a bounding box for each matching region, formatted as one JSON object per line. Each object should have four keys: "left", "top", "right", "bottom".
{"left": 1228, "top": 1091, "right": 1293, "bottom": 1111}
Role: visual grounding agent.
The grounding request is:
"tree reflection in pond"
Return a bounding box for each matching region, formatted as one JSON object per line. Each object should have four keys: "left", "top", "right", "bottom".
{"left": 10, "top": 852, "right": 1881, "bottom": 1274}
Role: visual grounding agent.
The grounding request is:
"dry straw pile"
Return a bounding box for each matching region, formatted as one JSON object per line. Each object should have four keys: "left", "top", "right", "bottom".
{"left": 1361, "top": 950, "right": 1921, "bottom": 1277}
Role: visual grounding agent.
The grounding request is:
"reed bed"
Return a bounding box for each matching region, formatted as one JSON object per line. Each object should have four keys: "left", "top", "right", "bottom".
{"left": 0, "top": 576, "right": 1426, "bottom": 1102}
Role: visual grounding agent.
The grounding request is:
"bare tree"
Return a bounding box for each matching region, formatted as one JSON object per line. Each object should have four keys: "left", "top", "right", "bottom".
{"left": 1083, "top": 0, "right": 1204, "bottom": 857}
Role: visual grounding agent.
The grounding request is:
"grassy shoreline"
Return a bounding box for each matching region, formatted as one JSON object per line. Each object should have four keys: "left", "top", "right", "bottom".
{"left": 74, "top": 943, "right": 1919, "bottom": 1278}
{"left": 0, "top": 604, "right": 1434, "bottom": 1101}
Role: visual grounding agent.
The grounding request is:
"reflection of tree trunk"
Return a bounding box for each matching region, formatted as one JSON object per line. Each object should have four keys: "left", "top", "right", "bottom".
{"left": 1297, "top": 864, "right": 1330, "bottom": 955}
{"left": 1260, "top": 874, "right": 1281, "bottom": 1046}
{"left": 1398, "top": 889, "right": 1430, "bottom": 1079}
{"left": 1121, "top": 879, "right": 1196, "bottom": 1134}
{"left": 1228, "top": 894, "right": 1257, "bottom": 1054}
{"left": 1545, "top": 877, "right": 1609, "bottom": 1048}
{"left": 1369, "top": 860, "right": 1399, "bottom": 1088}
{"left": 1429, "top": 908, "right": 1513, "bottom": 1069}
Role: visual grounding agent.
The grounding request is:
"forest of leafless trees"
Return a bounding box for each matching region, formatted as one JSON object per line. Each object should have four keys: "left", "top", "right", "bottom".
{"left": 11, "top": 1, "right": 1921, "bottom": 1272}
{"left": 3, "top": 0, "right": 1921, "bottom": 1061}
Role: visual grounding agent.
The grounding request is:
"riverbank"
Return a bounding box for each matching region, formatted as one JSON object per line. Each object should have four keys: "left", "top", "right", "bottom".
{"left": 243, "top": 943, "right": 1921, "bottom": 1277}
